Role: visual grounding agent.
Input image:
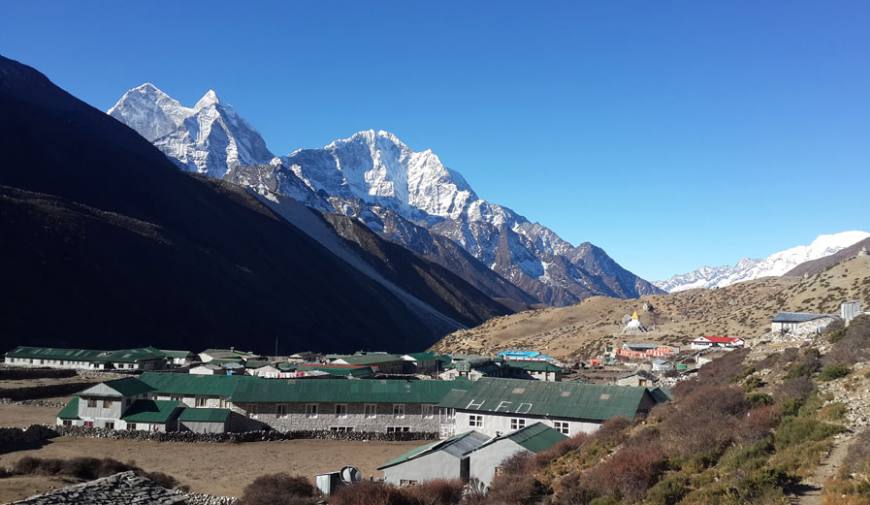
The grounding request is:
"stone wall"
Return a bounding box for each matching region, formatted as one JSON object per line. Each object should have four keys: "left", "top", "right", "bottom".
{"left": 56, "top": 426, "right": 437, "bottom": 443}
{"left": 0, "top": 367, "right": 77, "bottom": 380}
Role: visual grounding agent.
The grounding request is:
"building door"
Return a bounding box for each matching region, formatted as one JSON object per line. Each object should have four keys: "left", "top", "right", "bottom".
{"left": 460, "top": 458, "right": 470, "bottom": 483}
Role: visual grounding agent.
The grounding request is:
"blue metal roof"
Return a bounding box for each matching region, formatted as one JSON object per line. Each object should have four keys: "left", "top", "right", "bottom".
{"left": 772, "top": 312, "right": 832, "bottom": 323}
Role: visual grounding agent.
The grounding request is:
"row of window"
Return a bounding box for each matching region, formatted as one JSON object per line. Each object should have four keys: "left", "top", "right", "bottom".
{"left": 467, "top": 415, "right": 570, "bottom": 435}
{"left": 273, "top": 403, "right": 437, "bottom": 419}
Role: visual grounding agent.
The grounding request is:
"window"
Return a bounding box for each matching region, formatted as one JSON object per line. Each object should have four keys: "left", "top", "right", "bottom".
{"left": 335, "top": 404, "right": 348, "bottom": 418}
{"left": 195, "top": 397, "right": 207, "bottom": 407}
{"left": 387, "top": 426, "right": 411, "bottom": 433}
{"left": 510, "top": 418, "right": 526, "bottom": 430}
{"left": 392, "top": 404, "right": 405, "bottom": 419}
{"left": 127, "top": 423, "right": 137, "bottom": 431}
{"left": 104, "top": 422, "right": 114, "bottom": 430}
{"left": 400, "top": 480, "right": 418, "bottom": 486}
{"left": 84, "top": 421, "right": 94, "bottom": 428}
{"left": 87, "top": 398, "right": 97, "bottom": 408}
{"left": 553, "top": 421, "right": 569, "bottom": 435}
{"left": 62, "top": 420, "right": 72, "bottom": 428}
{"left": 468, "top": 415, "right": 483, "bottom": 428}
{"left": 171, "top": 396, "right": 182, "bottom": 402}
{"left": 305, "top": 404, "right": 318, "bottom": 418}
{"left": 422, "top": 404, "right": 434, "bottom": 419}
{"left": 277, "top": 404, "right": 287, "bottom": 417}
{"left": 102, "top": 400, "right": 113, "bottom": 409}
{"left": 330, "top": 426, "right": 354, "bottom": 432}
{"left": 365, "top": 404, "right": 377, "bottom": 419}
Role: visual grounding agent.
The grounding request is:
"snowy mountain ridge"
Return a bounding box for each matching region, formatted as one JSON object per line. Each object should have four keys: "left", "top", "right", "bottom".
{"left": 108, "top": 84, "right": 663, "bottom": 306}
{"left": 655, "top": 231, "right": 870, "bottom": 293}
{"left": 108, "top": 84, "right": 274, "bottom": 178}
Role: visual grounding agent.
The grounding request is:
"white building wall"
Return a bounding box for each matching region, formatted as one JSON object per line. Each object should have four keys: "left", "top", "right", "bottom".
{"left": 381, "top": 450, "right": 462, "bottom": 485}
{"left": 469, "top": 439, "right": 528, "bottom": 489}
{"left": 453, "top": 411, "right": 598, "bottom": 439}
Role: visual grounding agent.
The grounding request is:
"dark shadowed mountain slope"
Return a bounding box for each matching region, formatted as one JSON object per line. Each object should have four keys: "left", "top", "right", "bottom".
{"left": 0, "top": 54, "right": 510, "bottom": 353}
{"left": 785, "top": 237, "right": 870, "bottom": 277}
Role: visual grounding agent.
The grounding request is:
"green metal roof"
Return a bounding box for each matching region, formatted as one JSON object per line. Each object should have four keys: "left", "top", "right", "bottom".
{"left": 377, "top": 430, "right": 490, "bottom": 470}
{"left": 104, "top": 347, "right": 166, "bottom": 363}
{"left": 178, "top": 408, "right": 231, "bottom": 423}
{"left": 122, "top": 400, "right": 181, "bottom": 423}
{"left": 57, "top": 397, "right": 80, "bottom": 420}
{"left": 139, "top": 372, "right": 253, "bottom": 397}
{"left": 332, "top": 354, "right": 404, "bottom": 366}
{"left": 502, "top": 422, "right": 567, "bottom": 453}
{"left": 4, "top": 346, "right": 165, "bottom": 364}
{"left": 102, "top": 377, "right": 155, "bottom": 397}
{"left": 405, "top": 352, "right": 438, "bottom": 361}
{"left": 505, "top": 360, "right": 563, "bottom": 373}
{"left": 297, "top": 366, "right": 374, "bottom": 378}
{"left": 437, "top": 378, "right": 656, "bottom": 421}
{"left": 230, "top": 378, "right": 468, "bottom": 404}
{"left": 5, "top": 346, "right": 110, "bottom": 362}
{"left": 159, "top": 350, "right": 194, "bottom": 358}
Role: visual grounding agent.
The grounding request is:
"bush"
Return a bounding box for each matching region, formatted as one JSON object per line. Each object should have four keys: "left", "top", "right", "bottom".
{"left": 11, "top": 456, "right": 179, "bottom": 488}
{"left": 775, "top": 416, "right": 845, "bottom": 451}
{"left": 819, "top": 364, "right": 851, "bottom": 381}
{"left": 582, "top": 441, "right": 667, "bottom": 502}
{"left": 402, "top": 480, "right": 464, "bottom": 505}
{"left": 330, "top": 481, "right": 404, "bottom": 505}
{"left": 238, "top": 473, "right": 318, "bottom": 505}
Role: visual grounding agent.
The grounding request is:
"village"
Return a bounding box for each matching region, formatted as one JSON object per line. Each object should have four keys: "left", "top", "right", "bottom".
{"left": 1, "top": 300, "right": 865, "bottom": 500}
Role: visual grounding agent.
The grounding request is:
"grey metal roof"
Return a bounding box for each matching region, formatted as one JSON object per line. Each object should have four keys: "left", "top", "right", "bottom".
{"left": 772, "top": 312, "right": 833, "bottom": 323}
{"left": 377, "top": 430, "right": 490, "bottom": 470}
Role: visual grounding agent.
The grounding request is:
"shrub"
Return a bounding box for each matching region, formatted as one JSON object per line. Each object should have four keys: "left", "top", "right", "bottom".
{"left": 582, "top": 441, "right": 667, "bottom": 502}
{"left": 784, "top": 348, "right": 821, "bottom": 379}
{"left": 644, "top": 472, "right": 690, "bottom": 505}
{"left": 774, "top": 376, "right": 814, "bottom": 405}
{"left": 403, "top": 480, "right": 464, "bottom": 505}
{"left": 329, "top": 481, "right": 405, "bottom": 505}
{"left": 819, "top": 364, "right": 851, "bottom": 381}
{"left": 238, "top": 473, "right": 318, "bottom": 505}
{"left": 774, "top": 416, "right": 845, "bottom": 451}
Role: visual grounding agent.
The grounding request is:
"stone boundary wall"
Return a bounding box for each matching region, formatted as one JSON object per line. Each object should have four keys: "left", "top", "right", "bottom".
{"left": 0, "top": 425, "right": 59, "bottom": 452}
{"left": 0, "top": 368, "right": 77, "bottom": 380}
{"left": 55, "top": 426, "right": 438, "bottom": 443}
{"left": 10, "top": 471, "right": 186, "bottom": 505}
{"left": 0, "top": 382, "right": 94, "bottom": 401}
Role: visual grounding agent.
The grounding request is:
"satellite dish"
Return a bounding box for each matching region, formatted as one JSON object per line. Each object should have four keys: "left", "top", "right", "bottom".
{"left": 340, "top": 466, "right": 362, "bottom": 483}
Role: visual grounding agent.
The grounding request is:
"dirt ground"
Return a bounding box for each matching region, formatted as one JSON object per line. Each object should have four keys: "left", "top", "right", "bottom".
{"left": 0, "top": 402, "right": 64, "bottom": 428}
{"left": 0, "top": 436, "right": 424, "bottom": 500}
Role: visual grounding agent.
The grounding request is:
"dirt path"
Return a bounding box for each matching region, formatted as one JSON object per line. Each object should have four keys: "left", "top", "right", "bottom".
{"left": 790, "top": 434, "right": 853, "bottom": 505}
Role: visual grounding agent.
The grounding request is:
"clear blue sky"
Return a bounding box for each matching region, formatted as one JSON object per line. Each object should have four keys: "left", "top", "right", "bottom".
{"left": 3, "top": 1, "right": 869, "bottom": 280}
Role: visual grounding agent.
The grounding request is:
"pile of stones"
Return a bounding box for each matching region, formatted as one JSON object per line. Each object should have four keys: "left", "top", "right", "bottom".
{"left": 10, "top": 471, "right": 186, "bottom": 505}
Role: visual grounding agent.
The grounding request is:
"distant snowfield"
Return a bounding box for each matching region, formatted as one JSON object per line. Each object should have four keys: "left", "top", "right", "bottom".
{"left": 655, "top": 230, "right": 870, "bottom": 293}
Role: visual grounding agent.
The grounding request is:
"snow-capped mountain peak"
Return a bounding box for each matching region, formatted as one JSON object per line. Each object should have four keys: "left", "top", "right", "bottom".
{"left": 194, "top": 89, "right": 220, "bottom": 109}
{"left": 655, "top": 230, "right": 870, "bottom": 292}
{"left": 108, "top": 84, "right": 273, "bottom": 178}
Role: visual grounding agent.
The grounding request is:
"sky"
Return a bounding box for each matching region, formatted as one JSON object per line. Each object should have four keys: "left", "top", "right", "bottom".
{"left": 2, "top": 1, "right": 869, "bottom": 280}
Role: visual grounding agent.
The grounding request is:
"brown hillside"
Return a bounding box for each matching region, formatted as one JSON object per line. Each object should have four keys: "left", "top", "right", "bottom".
{"left": 433, "top": 255, "right": 870, "bottom": 360}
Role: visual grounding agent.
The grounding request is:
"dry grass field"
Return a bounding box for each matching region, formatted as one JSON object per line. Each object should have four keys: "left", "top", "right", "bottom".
{"left": 434, "top": 255, "right": 870, "bottom": 360}
{"left": 0, "top": 436, "right": 423, "bottom": 501}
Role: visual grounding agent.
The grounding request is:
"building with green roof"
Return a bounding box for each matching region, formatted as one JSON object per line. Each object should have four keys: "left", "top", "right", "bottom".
{"left": 330, "top": 353, "right": 405, "bottom": 374}
{"left": 178, "top": 408, "right": 233, "bottom": 433}
{"left": 504, "top": 360, "right": 564, "bottom": 382}
{"left": 4, "top": 346, "right": 168, "bottom": 371}
{"left": 378, "top": 430, "right": 490, "bottom": 485}
{"left": 468, "top": 422, "right": 566, "bottom": 487}
{"left": 438, "top": 377, "right": 664, "bottom": 438}
{"left": 121, "top": 400, "right": 183, "bottom": 431}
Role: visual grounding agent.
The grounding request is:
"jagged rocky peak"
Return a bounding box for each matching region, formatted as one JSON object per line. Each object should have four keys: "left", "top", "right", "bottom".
{"left": 288, "top": 129, "right": 478, "bottom": 221}
{"left": 108, "top": 84, "right": 273, "bottom": 178}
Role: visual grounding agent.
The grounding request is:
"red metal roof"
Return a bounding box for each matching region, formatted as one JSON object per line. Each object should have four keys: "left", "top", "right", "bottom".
{"left": 698, "top": 336, "right": 741, "bottom": 343}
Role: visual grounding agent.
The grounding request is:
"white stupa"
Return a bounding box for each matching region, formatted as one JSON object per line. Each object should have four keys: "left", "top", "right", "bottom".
{"left": 622, "top": 311, "right": 647, "bottom": 334}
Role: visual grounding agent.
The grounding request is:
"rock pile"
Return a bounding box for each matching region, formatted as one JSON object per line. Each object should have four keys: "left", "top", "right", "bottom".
{"left": 10, "top": 471, "right": 186, "bottom": 504}
{"left": 184, "top": 493, "right": 239, "bottom": 505}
